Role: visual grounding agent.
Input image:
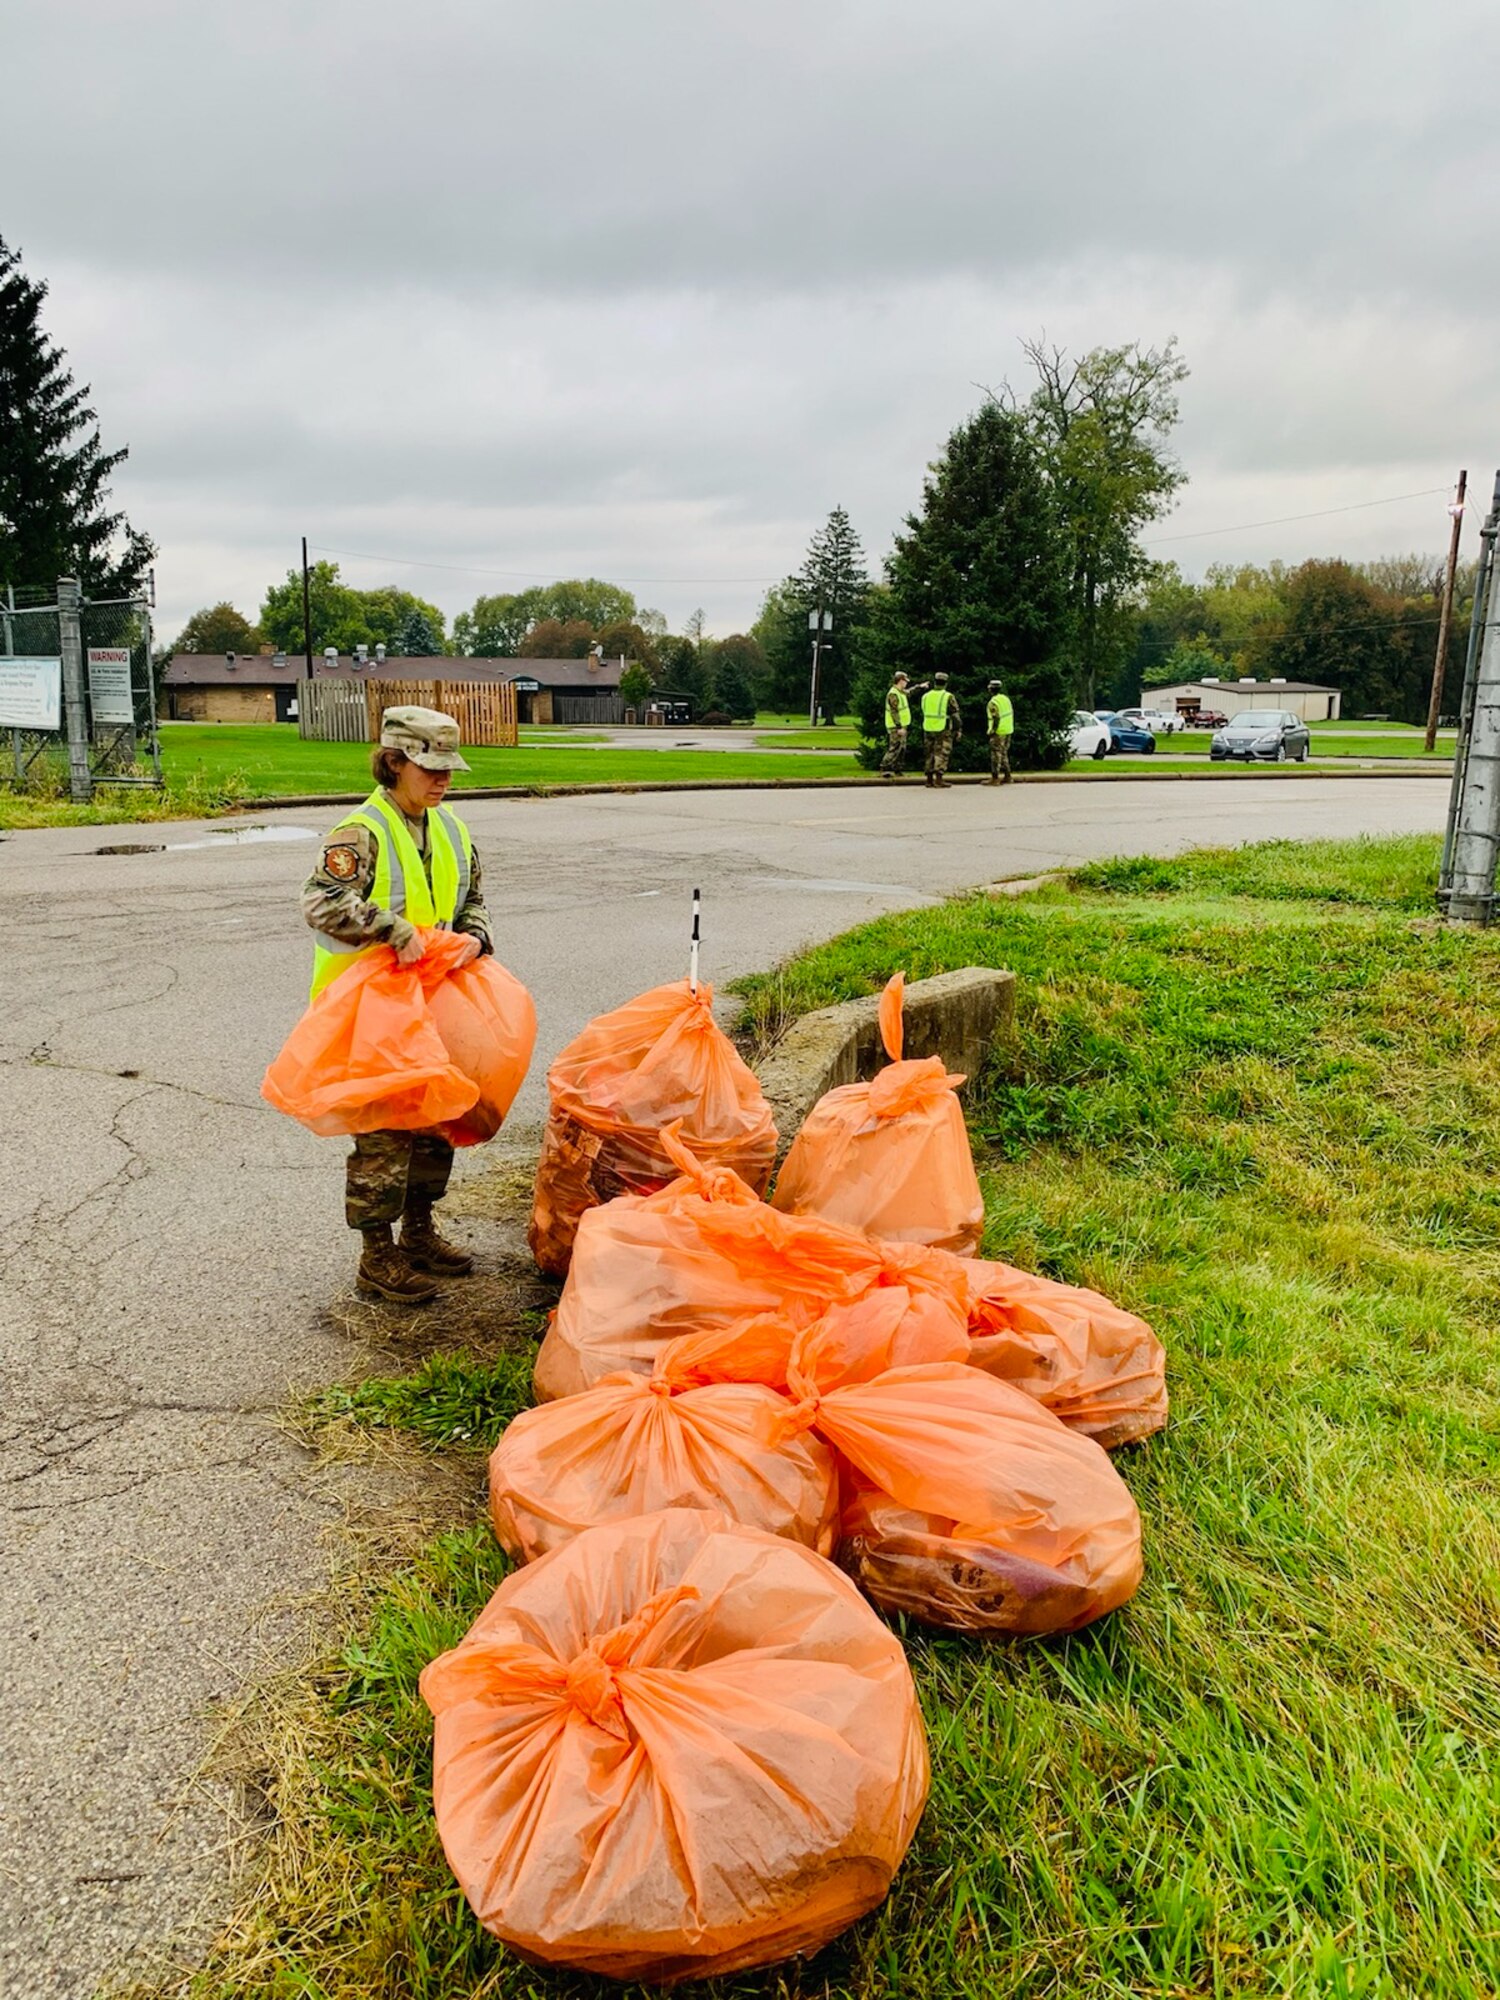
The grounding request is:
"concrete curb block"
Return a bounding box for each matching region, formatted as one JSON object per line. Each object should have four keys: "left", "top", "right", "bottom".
{"left": 755, "top": 967, "right": 1016, "bottom": 1150}
{"left": 233, "top": 764, "right": 1454, "bottom": 812}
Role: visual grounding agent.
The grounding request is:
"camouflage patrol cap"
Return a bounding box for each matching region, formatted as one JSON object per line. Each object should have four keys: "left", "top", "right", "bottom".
{"left": 379, "top": 705, "right": 470, "bottom": 772}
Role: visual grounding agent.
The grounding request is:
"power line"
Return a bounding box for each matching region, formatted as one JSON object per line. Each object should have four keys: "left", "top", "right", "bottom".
{"left": 1144, "top": 487, "right": 1450, "bottom": 546}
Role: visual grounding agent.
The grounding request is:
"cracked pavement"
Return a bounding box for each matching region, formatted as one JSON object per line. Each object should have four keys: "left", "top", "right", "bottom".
{"left": 0, "top": 775, "right": 1445, "bottom": 1997}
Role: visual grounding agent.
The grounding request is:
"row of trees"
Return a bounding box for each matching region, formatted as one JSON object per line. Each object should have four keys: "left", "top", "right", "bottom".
{"left": 1130, "top": 556, "right": 1467, "bottom": 724}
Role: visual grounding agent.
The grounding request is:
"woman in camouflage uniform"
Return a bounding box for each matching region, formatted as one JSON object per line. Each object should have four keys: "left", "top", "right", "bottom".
{"left": 302, "top": 705, "right": 494, "bottom": 1303}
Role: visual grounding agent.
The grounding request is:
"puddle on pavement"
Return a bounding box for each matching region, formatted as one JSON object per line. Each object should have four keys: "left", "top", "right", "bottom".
{"left": 168, "top": 824, "right": 318, "bottom": 850}
{"left": 92, "top": 825, "right": 317, "bottom": 857}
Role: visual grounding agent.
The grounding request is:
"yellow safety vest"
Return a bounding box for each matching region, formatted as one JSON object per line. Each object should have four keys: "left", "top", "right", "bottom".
{"left": 309, "top": 789, "right": 473, "bottom": 1000}
{"left": 921, "top": 688, "right": 953, "bottom": 733}
{"left": 987, "top": 693, "right": 1014, "bottom": 735}
{"left": 888, "top": 685, "right": 911, "bottom": 727}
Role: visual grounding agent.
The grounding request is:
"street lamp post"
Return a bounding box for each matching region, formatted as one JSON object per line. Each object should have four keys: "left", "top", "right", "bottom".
{"left": 807, "top": 606, "right": 833, "bottom": 726}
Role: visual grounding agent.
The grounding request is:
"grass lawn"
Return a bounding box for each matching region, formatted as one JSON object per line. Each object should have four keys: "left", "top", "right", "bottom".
{"left": 755, "top": 725, "right": 863, "bottom": 748}
{"left": 139, "top": 833, "right": 1500, "bottom": 2000}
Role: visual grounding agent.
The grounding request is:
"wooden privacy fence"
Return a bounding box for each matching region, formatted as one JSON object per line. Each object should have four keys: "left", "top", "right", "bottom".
{"left": 296, "top": 676, "right": 518, "bottom": 747}
{"left": 297, "top": 679, "right": 367, "bottom": 742}
{"left": 365, "top": 678, "right": 518, "bottom": 749}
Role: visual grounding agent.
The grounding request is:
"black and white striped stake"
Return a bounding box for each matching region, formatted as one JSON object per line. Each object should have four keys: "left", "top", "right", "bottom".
{"left": 689, "top": 887, "right": 701, "bottom": 996}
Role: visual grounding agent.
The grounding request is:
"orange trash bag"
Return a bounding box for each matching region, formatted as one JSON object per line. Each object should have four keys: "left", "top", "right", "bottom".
{"left": 420, "top": 1507, "right": 928, "bottom": 1984}
{"left": 963, "top": 1257, "right": 1168, "bottom": 1448}
{"left": 261, "top": 927, "right": 535, "bottom": 1143}
{"left": 528, "top": 979, "right": 776, "bottom": 1276}
{"left": 488, "top": 1353, "right": 840, "bottom": 1562}
{"left": 771, "top": 974, "right": 984, "bottom": 1254}
{"left": 532, "top": 1125, "right": 971, "bottom": 1401}
{"left": 770, "top": 1314, "right": 1143, "bottom": 1634}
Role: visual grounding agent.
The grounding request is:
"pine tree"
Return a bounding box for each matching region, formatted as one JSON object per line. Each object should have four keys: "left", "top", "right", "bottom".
{"left": 856, "top": 402, "right": 1072, "bottom": 771}
{"left": 760, "top": 507, "right": 872, "bottom": 716}
{"left": 714, "top": 655, "right": 757, "bottom": 721}
{"left": 0, "top": 237, "right": 154, "bottom": 597}
{"left": 394, "top": 607, "right": 443, "bottom": 657}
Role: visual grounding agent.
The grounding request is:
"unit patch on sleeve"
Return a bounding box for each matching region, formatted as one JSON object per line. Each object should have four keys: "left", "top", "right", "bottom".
{"left": 322, "top": 844, "right": 360, "bottom": 882}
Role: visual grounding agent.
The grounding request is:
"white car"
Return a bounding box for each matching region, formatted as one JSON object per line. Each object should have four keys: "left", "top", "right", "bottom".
{"left": 1120, "top": 705, "right": 1183, "bottom": 736}
{"left": 1069, "top": 711, "right": 1110, "bottom": 761}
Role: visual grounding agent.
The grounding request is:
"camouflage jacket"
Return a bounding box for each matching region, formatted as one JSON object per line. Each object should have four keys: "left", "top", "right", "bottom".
{"left": 300, "top": 794, "right": 494, "bottom": 955}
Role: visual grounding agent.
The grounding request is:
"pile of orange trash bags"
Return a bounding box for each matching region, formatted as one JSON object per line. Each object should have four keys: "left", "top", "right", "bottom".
{"left": 421, "top": 1507, "right": 928, "bottom": 1984}
{"left": 261, "top": 927, "right": 536, "bottom": 1146}
{"left": 421, "top": 968, "right": 1169, "bottom": 1978}
{"left": 528, "top": 980, "right": 777, "bottom": 1276}
{"left": 772, "top": 974, "right": 985, "bottom": 1254}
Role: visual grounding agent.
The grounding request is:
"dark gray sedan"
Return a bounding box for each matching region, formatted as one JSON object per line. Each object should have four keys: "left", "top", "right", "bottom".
{"left": 1210, "top": 709, "right": 1311, "bottom": 762}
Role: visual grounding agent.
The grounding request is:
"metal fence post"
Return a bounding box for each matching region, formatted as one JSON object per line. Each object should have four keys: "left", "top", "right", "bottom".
{"left": 1444, "top": 494, "right": 1500, "bottom": 924}
{"left": 2, "top": 584, "right": 18, "bottom": 784}
{"left": 1440, "top": 472, "right": 1500, "bottom": 907}
{"left": 57, "top": 576, "right": 92, "bottom": 803}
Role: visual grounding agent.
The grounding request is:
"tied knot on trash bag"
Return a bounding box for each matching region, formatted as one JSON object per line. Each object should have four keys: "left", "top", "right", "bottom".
{"left": 867, "top": 1055, "right": 966, "bottom": 1120}
{"left": 564, "top": 1649, "right": 622, "bottom": 1731}
{"left": 423, "top": 1584, "right": 700, "bottom": 1744}
{"left": 659, "top": 1119, "right": 756, "bottom": 1205}
{"left": 869, "top": 974, "right": 965, "bottom": 1119}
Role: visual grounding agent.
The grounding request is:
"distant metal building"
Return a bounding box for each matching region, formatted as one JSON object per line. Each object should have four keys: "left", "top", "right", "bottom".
{"left": 1151, "top": 677, "right": 1342, "bottom": 722}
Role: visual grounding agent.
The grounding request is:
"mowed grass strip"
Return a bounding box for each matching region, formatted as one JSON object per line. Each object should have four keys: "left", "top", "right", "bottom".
{"left": 134, "top": 833, "right": 1500, "bottom": 2000}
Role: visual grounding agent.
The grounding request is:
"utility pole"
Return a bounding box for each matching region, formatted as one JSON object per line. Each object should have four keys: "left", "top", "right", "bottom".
{"left": 807, "top": 606, "right": 831, "bottom": 726}
{"left": 1424, "top": 470, "right": 1467, "bottom": 751}
{"left": 1441, "top": 471, "right": 1500, "bottom": 923}
{"left": 301, "top": 537, "right": 314, "bottom": 681}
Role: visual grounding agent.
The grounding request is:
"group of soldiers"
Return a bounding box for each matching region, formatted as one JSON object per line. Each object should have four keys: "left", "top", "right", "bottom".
{"left": 881, "top": 673, "right": 1014, "bottom": 788}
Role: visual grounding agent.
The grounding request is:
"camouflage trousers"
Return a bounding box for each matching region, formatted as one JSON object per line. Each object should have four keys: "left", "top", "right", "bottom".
{"left": 988, "top": 733, "right": 1013, "bottom": 782}
{"left": 346, "top": 1130, "right": 454, "bottom": 1230}
{"left": 923, "top": 727, "right": 955, "bottom": 778}
{"left": 880, "top": 726, "right": 908, "bottom": 773}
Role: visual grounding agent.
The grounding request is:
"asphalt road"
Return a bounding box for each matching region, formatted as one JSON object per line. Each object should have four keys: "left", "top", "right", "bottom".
{"left": 0, "top": 776, "right": 1447, "bottom": 1996}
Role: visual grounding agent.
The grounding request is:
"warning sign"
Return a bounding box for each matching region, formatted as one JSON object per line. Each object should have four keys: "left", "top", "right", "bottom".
{"left": 87, "top": 647, "right": 134, "bottom": 725}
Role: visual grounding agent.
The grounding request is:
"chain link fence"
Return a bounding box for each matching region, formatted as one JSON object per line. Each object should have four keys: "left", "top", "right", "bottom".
{"left": 1, "top": 579, "right": 162, "bottom": 798}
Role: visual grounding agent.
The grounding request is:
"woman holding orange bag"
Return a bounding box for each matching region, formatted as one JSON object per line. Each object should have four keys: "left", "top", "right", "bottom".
{"left": 301, "top": 705, "right": 492, "bottom": 1303}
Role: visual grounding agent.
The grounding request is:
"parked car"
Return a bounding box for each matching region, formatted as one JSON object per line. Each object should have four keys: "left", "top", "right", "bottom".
{"left": 1210, "top": 710, "right": 1311, "bottom": 762}
{"left": 1186, "top": 707, "right": 1229, "bottom": 730}
{"left": 1119, "top": 705, "right": 1183, "bottom": 736}
{"left": 1069, "top": 711, "right": 1110, "bottom": 761}
{"left": 1094, "top": 711, "right": 1157, "bottom": 755}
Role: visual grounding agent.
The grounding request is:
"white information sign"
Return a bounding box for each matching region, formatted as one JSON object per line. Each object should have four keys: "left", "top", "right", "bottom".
{"left": 0, "top": 657, "right": 62, "bottom": 731}
{"left": 87, "top": 646, "right": 134, "bottom": 725}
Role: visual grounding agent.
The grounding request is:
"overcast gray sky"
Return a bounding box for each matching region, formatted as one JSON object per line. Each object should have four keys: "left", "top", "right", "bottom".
{"left": 3, "top": 0, "right": 1494, "bottom": 639}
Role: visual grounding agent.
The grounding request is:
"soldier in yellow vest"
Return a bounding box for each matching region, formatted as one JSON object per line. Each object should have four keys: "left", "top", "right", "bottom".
{"left": 302, "top": 706, "right": 494, "bottom": 1303}
{"left": 920, "top": 673, "right": 961, "bottom": 787}
{"left": 880, "top": 671, "right": 926, "bottom": 779}
{"left": 986, "top": 679, "right": 1015, "bottom": 784}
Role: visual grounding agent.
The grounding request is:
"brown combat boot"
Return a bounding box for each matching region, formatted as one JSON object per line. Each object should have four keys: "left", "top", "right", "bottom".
{"left": 400, "top": 1203, "right": 476, "bottom": 1276}
{"left": 357, "top": 1224, "right": 439, "bottom": 1303}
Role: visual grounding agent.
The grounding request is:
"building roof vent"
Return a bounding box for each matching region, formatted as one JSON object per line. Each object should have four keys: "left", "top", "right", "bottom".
{"left": 1270, "top": 677, "right": 1287, "bottom": 684}
{"left": 225, "top": 652, "right": 237, "bottom": 670}
{"left": 374, "top": 644, "right": 386, "bottom": 663}
{"left": 1202, "top": 675, "right": 1219, "bottom": 683}
{"left": 272, "top": 651, "right": 287, "bottom": 670}
{"left": 1240, "top": 676, "right": 1256, "bottom": 684}
{"left": 323, "top": 647, "right": 339, "bottom": 663}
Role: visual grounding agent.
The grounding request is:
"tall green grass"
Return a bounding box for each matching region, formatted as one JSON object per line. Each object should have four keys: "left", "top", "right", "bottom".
{"left": 138, "top": 834, "right": 1500, "bottom": 2000}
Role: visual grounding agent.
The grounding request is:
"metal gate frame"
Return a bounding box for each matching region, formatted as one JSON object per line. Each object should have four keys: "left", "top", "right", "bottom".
{"left": 2, "top": 576, "right": 163, "bottom": 798}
